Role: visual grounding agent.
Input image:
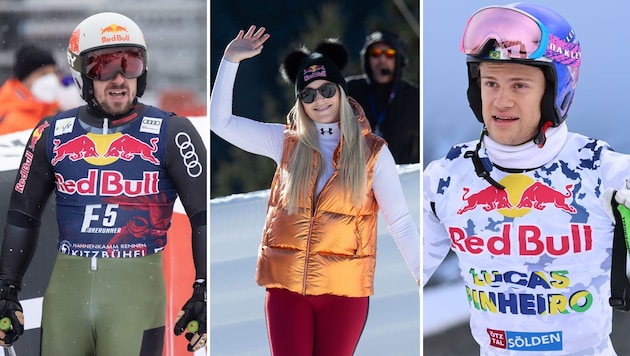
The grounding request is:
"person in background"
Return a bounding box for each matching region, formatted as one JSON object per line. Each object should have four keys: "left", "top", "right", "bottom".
{"left": 346, "top": 30, "right": 419, "bottom": 164}
{"left": 423, "top": 3, "right": 630, "bottom": 354}
{"left": 210, "top": 25, "right": 420, "bottom": 356}
{"left": 0, "top": 12, "right": 206, "bottom": 354}
{"left": 0, "top": 44, "right": 82, "bottom": 135}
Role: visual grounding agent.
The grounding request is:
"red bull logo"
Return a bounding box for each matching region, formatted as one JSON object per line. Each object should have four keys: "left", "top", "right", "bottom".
{"left": 100, "top": 23, "right": 130, "bottom": 43}
{"left": 303, "top": 64, "right": 327, "bottom": 82}
{"left": 458, "top": 175, "right": 576, "bottom": 217}
{"left": 29, "top": 121, "right": 50, "bottom": 151}
{"left": 51, "top": 134, "right": 160, "bottom": 166}
{"left": 103, "top": 134, "right": 160, "bottom": 165}
{"left": 51, "top": 136, "right": 99, "bottom": 165}
{"left": 515, "top": 182, "right": 576, "bottom": 214}
{"left": 100, "top": 24, "right": 128, "bottom": 34}
{"left": 458, "top": 186, "right": 512, "bottom": 214}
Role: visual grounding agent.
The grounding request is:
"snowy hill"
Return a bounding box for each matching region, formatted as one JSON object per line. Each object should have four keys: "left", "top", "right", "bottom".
{"left": 209, "top": 164, "right": 421, "bottom": 355}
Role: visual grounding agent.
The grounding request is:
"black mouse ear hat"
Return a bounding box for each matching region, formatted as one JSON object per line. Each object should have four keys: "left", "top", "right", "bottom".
{"left": 280, "top": 38, "right": 349, "bottom": 97}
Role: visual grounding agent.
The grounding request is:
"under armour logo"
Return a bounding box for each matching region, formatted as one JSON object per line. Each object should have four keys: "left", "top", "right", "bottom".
{"left": 320, "top": 128, "right": 333, "bottom": 135}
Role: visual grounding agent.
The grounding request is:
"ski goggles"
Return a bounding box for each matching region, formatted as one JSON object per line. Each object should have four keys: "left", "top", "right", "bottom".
{"left": 298, "top": 82, "right": 337, "bottom": 104}
{"left": 84, "top": 47, "right": 145, "bottom": 81}
{"left": 461, "top": 6, "right": 549, "bottom": 60}
{"left": 368, "top": 48, "right": 396, "bottom": 59}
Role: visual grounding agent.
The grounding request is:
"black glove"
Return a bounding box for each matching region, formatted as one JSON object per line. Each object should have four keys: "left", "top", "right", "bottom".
{"left": 174, "top": 280, "right": 207, "bottom": 352}
{"left": 0, "top": 279, "right": 23, "bottom": 346}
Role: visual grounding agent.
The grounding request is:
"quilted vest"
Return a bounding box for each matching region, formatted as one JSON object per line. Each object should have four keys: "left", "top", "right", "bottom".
{"left": 256, "top": 99, "right": 385, "bottom": 297}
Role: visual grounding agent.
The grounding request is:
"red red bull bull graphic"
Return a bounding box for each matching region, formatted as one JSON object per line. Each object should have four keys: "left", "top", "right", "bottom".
{"left": 458, "top": 179, "right": 576, "bottom": 216}
{"left": 100, "top": 23, "right": 130, "bottom": 43}
{"left": 451, "top": 173, "right": 596, "bottom": 349}
{"left": 303, "top": 64, "right": 327, "bottom": 82}
{"left": 29, "top": 121, "right": 49, "bottom": 151}
{"left": 51, "top": 136, "right": 100, "bottom": 165}
{"left": 103, "top": 134, "right": 160, "bottom": 165}
{"left": 458, "top": 186, "right": 512, "bottom": 214}
{"left": 100, "top": 24, "right": 128, "bottom": 34}
{"left": 515, "top": 182, "right": 576, "bottom": 214}
{"left": 51, "top": 134, "right": 160, "bottom": 166}
{"left": 50, "top": 133, "right": 161, "bottom": 197}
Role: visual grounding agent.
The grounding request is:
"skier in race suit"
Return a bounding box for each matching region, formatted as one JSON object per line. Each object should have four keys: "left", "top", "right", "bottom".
{"left": 424, "top": 3, "right": 630, "bottom": 355}
{"left": 0, "top": 12, "right": 207, "bottom": 354}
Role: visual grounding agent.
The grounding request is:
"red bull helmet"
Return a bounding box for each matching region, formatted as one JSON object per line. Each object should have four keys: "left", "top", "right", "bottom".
{"left": 461, "top": 3, "right": 581, "bottom": 145}
{"left": 67, "top": 12, "right": 148, "bottom": 103}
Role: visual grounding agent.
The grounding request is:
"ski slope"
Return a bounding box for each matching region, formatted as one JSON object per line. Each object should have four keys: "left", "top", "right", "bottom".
{"left": 210, "top": 164, "right": 421, "bottom": 355}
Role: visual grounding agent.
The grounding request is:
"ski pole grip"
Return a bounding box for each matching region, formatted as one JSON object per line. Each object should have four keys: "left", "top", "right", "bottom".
{"left": 187, "top": 320, "right": 199, "bottom": 333}
{"left": 0, "top": 317, "right": 11, "bottom": 331}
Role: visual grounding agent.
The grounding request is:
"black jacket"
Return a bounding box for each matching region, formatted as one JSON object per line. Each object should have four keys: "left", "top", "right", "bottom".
{"left": 347, "top": 76, "right": 419, "bottom": 164}
{"left": 346, "top": 30, "right": 419, "bottom": 164}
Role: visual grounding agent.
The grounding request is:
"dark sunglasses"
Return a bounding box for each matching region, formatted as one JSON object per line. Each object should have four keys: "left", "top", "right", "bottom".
{"left": 369, "top": 48, "right": 396, "bottom": 59}
{"left": 85, "top": 47, "right": 145, "bottom": 81}
{"left": 298, "top": 83, "right": 337, "bottom": 104}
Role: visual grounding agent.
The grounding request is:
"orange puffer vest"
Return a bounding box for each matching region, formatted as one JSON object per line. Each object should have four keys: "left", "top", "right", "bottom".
{"left": 256, "top": 98, "right": 385, "bottom": 297}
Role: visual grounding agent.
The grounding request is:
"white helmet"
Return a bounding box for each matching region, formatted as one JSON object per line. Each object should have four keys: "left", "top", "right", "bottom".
{"left": 67, "top": 12, "right": 148, "bottom": 102}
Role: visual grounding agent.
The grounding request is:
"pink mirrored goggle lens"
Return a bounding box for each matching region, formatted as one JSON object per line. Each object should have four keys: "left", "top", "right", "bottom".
{"left": 461, "top": 7, "right": 546, "bottom": 59}
{"left": 85, "top": 47, "right": 145, "bottom": 81}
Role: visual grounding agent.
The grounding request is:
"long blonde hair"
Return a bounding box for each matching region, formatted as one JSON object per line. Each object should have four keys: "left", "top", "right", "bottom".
{"left": 284, "top": 87, "right": 368, "bottom": 214}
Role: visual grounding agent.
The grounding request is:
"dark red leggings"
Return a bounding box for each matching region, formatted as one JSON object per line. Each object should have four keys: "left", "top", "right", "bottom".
{"left": 265, "top": 288, "right": 369, "bottom": 356}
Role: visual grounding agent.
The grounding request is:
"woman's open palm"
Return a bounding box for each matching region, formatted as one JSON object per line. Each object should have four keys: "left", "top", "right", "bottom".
{"left": 224, "top": 25, "right": 270, "bottom": 63}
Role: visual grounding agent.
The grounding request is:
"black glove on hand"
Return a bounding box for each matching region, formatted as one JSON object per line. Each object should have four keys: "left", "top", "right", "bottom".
{"left": 0, "top": 279, "right": 23, "bottom": 346}
{"left": 174, "top": 281, "right": 207, "bottom": 352}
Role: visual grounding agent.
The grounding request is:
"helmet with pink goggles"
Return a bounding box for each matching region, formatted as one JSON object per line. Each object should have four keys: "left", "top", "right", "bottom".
{"left": 67, "top": 12, "right": 148, "bottom": 104}
{"left": 461, "top": 3, "right": 581, "bottom": 138}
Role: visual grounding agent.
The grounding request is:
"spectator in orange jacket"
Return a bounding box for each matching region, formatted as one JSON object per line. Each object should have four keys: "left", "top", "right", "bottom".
{"left": 0, "top": 44, "right": 81, "bottom": 135}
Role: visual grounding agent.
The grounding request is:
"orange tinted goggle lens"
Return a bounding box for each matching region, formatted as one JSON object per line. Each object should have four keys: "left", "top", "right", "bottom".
{"left": 369, "top": 48, "right": 396, "bottom": 58}
{"left": 85, "top": 47, "right": 145, "bottom": 81}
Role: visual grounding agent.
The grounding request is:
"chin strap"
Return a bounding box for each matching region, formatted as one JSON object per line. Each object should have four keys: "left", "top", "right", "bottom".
{"left": 464, "top": 128, "right": 505, "bottom": 190}
{"left": 533, "top": 120, "right": 553, "bottom": 148}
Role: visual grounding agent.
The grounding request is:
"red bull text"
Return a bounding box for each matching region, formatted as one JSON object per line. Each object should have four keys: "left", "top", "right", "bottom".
{"left": 303, "top": 65, "right": 327, "bottom": 82}
{"left": 100, "top": 24, "right": 130, "bottom": 43}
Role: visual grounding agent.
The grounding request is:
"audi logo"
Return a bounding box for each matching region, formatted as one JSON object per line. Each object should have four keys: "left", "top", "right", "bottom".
{"left": 175, "top": 132, "right": 202, "bottom": 178}
{"left": 142, "top": 118, "right": 162, "bottom": 126}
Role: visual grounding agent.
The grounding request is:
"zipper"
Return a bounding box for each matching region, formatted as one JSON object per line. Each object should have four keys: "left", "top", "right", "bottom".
{"left": 302, "top": 160, "right": 324, "bottom": 295}
{"left": 301, "top": 217, "right": 315, "bottom": 295}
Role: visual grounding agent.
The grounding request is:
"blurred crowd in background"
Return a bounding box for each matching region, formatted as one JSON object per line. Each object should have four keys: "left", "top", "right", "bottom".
{"left": 0, "top": 0, "right": 207, "bottom": 117}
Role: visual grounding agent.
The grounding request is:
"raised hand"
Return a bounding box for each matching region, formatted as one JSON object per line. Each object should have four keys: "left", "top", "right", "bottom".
{"left": 223, "top": 25, "right": 271, "bottom": 63}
